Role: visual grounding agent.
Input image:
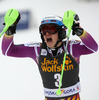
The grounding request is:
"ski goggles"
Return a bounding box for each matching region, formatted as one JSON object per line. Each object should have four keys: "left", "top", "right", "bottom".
{"left": 40, "top": 24, "right": 60, "bottom": 35}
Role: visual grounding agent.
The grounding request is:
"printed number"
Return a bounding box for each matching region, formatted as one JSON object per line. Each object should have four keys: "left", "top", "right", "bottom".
{"left": 54, "top": 73, "right": 62, "bottom": 87}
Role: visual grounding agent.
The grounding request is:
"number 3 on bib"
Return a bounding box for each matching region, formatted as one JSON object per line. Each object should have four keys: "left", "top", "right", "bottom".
{"left": 54, "top": 73, "right": 62, "bottom": 87}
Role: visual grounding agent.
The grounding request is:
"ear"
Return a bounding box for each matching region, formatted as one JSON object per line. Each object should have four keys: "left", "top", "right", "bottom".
{"left": 58, "top": 26, "right": 66, "bottom": 40}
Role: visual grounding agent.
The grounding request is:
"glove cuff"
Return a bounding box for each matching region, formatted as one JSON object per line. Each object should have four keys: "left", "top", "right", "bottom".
{"left": 6, "top": 25, "right": 17, "bottom": 35}
{"left": 76, "top": 28, "right": 84, "bottom": 36}
{"left": 72, "top": 27, "right": 84, "bottom": 36}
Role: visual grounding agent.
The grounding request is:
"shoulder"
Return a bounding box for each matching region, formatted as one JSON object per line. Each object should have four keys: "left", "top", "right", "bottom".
{"left": 24, "top": 42, "right": 42, "bottom": 47}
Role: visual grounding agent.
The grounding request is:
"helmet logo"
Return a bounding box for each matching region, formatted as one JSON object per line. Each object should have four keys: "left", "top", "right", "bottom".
{"left": 46, "top": 20, "right": 49, "bottom": 22}
{"left": 41, "top": 21, "right": 44, "bottom": 23}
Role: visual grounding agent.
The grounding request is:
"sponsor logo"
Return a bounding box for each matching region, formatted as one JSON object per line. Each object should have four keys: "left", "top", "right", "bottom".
{"left": 63, "top": 88, "right": 75, "bottom": 94}
{"left": 41, "top": 56, "right": 74, "bottom": 72}
{"left": 60, "top": 90, "right": 64, "bottom": 95}
{"left": 44, "top": 88, "right": 76, "bottom": 96}
{"left": 41, "top": 49, "right": 47, "bottom": 56}
{"left": 24, "top": 42, "right": 40, "bottom": 47}
{"left": 44, "top": 82, "right": 80, "bottom": 97}
{"left": 77, "top": 86, "right": 80, "bottom": 90}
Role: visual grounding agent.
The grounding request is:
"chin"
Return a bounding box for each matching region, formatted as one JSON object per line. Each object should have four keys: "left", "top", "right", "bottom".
{"left": 47, "top": 44, "right": 54, "bottom": 48}
{"left": 47, "top": 45, "right": 53, "bottom": 48}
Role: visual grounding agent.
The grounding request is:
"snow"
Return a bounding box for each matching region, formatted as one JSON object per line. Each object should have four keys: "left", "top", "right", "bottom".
{"left": 0, "top": 0, "right": 99, "bottom": 100}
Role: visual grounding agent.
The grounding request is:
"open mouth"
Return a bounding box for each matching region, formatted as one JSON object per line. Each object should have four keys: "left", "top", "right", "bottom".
{"left": 47, "top": 38, "right": 52, "bottom": 42}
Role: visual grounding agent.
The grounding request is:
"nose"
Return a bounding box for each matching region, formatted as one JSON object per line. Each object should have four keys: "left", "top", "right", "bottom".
{"left": 45, "top": 32, "right": 51, "bottom": 36}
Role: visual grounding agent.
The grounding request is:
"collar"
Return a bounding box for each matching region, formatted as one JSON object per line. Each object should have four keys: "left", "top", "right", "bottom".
{"left": 47, "top": 42, "right": 65, "bottom": 56}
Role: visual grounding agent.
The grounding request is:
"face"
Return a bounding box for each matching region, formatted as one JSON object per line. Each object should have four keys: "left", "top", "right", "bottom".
{"left": 43, "top": 32, "right": 60, "bottom": 48}
{"left": 40, "top": 24, "right": 62, "bottom": 48}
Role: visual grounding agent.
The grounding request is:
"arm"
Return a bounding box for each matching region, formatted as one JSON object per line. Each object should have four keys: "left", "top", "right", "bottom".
{"left": 2, "top": 34, "right": 41, "bottom": 62}
{"left": 1, "top": 10, "right": 40, "bottom": 62}
{"left": 79, "top": 31, "right": 98, "bottom": 53}
{"left": 70, "top": 14, "right": 98, "bottom": 56}
{"left": 69, "top": 31, "right": 98, "bottom": 57}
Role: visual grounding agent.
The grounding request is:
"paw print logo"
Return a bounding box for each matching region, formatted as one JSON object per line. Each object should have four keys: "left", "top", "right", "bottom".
{"left": 65, "top": 56, "right": 72, "bottom": 65}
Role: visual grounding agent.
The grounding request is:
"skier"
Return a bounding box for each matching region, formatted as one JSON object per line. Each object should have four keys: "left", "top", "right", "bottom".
{"left": 1, "top": 11, "right": 98, "bottom": 100}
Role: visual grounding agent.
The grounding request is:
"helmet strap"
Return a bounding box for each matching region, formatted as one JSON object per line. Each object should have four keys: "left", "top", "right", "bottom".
{"left": 54, "top": 39, "right": 62, "bottom": 48}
